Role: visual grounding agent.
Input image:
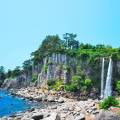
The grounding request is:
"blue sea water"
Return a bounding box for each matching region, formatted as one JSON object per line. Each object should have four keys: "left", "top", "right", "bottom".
{"left": 0, "top": 90, "right": 44, "bottom": 117}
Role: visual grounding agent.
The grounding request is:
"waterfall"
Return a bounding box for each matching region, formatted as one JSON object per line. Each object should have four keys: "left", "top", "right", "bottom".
{"left": 100, "top": 58, "right": 105, "bottom": 99}
{"left": 104, "top": 58, "right": 113, "bottom": 98}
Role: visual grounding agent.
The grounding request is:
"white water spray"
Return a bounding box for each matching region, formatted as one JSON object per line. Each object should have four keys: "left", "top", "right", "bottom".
{"left": 104, "top": 58, "right": 113, "bottom": 98}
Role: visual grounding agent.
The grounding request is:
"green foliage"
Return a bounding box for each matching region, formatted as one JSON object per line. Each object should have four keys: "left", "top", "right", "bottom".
{"left": 2, "top": 33, "right": 120, "bottom": 85}
{"left": 100, "top": 96, "right": 119, "bottom": 110}
{"left": 44, "top": 65, "right": 48, "bottom": 73}
{"left": 12, "top": 66, "right": 21, "bottom": 77}
{"left": 84, "top": 79, "right": 92, "bottom": 86}
{"left": 52, "top": 80, "right": 64, "bottom": 91}
{"left": 64, "top": 83, "right": 78, "bottom": 92}
{"left": 32, "top": 73, "right": 38, "bottom": 82}
{"left": 0, "top": 66, "right": 6, "bottom": 80}
{"left": 47, "top": 79, "right": 63, "bottom": 91}
{"left": 22, "top": 59, "right": 32, "bottom": 73}
{"left": 116, "top": 80, "right": 120, "bottom": 93}
{"left": 76, "top": 66, "right": 86, "bottom": 79}
{"left": 6, "top": 69, "right": 12, "bottom": 78}
{"left": 64, "top": 75, "right": 83, "bottom": 92}
{"left": 63, "top": 33, "right": 79, "bottom": 50}
{"left": 47, "top": 80, "right": 55, "bottom": 86}
{"left": 63, "top": 65, "right": 70, "bottom": 71}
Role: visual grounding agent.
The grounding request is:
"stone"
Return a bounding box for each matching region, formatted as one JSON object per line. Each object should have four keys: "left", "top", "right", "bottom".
{"left": 57, "top": 98, "right": 64, "bottom": 103}
{"left": 65, "top": 114, "right": 74, "bottom": 120}
{"left": 32, "top": 113, "right": 44, "bottom": 120}
{"left": 95, "top": 110, "right": 120, "bottom": 120}
{"left": 43, "top": 112, "right": 61, "bottom": 120}
{"left": 74, "top": 114, "right": 85, "bottom": 120}
{"left": 51, "top": 106, "right": 57, "bottom": 109}
{"left": 47, "top": 96, "right": 55, "bottom": 102}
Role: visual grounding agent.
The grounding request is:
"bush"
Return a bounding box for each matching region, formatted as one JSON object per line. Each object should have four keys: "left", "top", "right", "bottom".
{"left": 64, "top": 83, "right": 78, "bottom": 92}
{"left": 47, "top": 79, "right": 63, "bottom": 91}
{"left": 116, "top": 80, "right": 120, "bottom": 93}
{"left": 64, "top": 75, "right": 84, "bottom": 92}
{"left": 100, "top": 96, "right": 119, "bottom": 110}
{"left": 32, "top": 73, "right": 38, "bottom": 82}
{"left": 44, "top": 65, "right": 48, "bottom": 73}
{"left": 84, "top": 79, "right": 92, "bottom": 86}
{"left": 47, "top": 80, "right": 55, "bottom": 86}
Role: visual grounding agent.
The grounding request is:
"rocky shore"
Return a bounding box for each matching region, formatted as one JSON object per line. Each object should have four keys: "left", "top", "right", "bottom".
{"left": 0, "top": 87, "right": 120, "bottom": 120}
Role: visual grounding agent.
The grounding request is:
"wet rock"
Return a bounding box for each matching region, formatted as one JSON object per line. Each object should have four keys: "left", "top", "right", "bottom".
{"left": 32, "top": 113, "right": 44, "bottom": 120}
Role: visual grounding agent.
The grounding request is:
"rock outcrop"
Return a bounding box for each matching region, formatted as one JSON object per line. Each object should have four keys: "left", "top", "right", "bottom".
{"left": 35, "top": 53, "right": 76, "bottom": 86}
{"left": 2, "top": 75, "right": 28, "bottom": 89}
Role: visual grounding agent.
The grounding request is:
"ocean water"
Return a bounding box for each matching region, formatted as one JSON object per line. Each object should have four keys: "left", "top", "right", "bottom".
{"left": 0, "top": 90, "right": 44, "bottom": 117}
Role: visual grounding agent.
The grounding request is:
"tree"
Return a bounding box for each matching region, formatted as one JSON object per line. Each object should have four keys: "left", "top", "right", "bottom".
{"left": 6, "top": 69, "right": 12, "bottom": 78}
{"left": 31, "top": 35, "right": 62, "bottom": 65}
{"left": 0, "top": 66, "right": 6, "bottom": 80}
{"left": 22, "top": 59, "right": 32, "bottom": 73}
{"left": 63, "top": 33, "right": 79, "bottom": 49}
{"left": 40, "top": 35, "right": 61, "bottom": 54}
{"left": 12, "top": 66, "right": 21, "bottom": 77}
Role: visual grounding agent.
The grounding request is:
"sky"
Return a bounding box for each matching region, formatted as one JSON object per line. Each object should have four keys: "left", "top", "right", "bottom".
{"left": 0, "top": 0, "right": 120, "bottom": 70}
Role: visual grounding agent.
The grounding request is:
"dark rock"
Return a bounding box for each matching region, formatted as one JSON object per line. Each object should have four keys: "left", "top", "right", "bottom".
{"left": 28, "top": 108, "right": 35, "bottom": 112}
{"left": 32, "top": 114, "right": 44, "bottom": 120}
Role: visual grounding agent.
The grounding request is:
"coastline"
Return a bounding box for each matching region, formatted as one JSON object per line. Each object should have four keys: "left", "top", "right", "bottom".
{"left": 0, "top": 87, "right": 100, "bottom": 120}
{"left": 0, "top": 87, "right": 120, "bottom": 120}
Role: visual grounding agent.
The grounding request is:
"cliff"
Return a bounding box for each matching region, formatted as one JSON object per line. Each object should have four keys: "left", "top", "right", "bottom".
{"left": 34, "top": 53, "right": 77, "bottom": 86}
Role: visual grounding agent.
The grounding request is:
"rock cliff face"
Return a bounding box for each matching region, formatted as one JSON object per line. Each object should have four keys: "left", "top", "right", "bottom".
{"left": 34, "top": 54, "right": 120, "bottom": 87}
{"left": 35, "top": 53, "right": 77, "bottom": 86}
{"left": 2, "top": 75, "right": 28, "bottom": 89}
{"left": 2, "top": 53, "right": 120, "bottom": 89}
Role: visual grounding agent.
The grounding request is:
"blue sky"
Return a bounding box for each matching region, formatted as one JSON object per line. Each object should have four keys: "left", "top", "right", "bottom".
{"left": 0, "top": 0, "right": 120, "bottom": 70}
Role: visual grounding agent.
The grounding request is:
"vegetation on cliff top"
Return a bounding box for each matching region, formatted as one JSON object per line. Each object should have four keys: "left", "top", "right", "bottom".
{"left": 0, "top": 33, "right": 120, "bottom": 83}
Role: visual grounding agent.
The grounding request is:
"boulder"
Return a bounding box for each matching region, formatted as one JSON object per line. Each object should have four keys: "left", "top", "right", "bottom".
{"left": 74, "top": 114, "right": 85, "bottom": 120}
{"left": 57, "top": 97, "right": 64, "bottom": 103}
{"left": 32, "top": 113, "right": 44, "bottom": 120}
{"left": 95, "top": 110, "right": 120, "bottom": 120}
{"left": 43, "top": 112, "right": 61, "bottom": 120}
{"left": 47, "top": 96, "right": 55, "bottom": 102}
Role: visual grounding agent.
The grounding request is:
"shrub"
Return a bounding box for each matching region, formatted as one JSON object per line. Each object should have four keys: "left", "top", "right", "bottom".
{"left": 52, "top": 80, "right": 64, "bottom": 91}
{"left": 64, "top": 83, "right": 78, "bottom": 92}
{"left": 32, "top": 73, "right": 38, "bottom": 82}
{"left": 47, "top": 80, "right": 55, "bottom": 86}
{"left": 64, "top": 75, "right": 84, "bottom": 92}
{"left": 100, "top": 96, "right": 119, "bottom": 110}
{"left": 116, "top": 80, "right": 120, "bottom": 93}
{"left": 47, "top": 79, "right": 63, "bottom": 91}
{"left": 84, "top": 79, "right": 92, "bottom": 86}
{"left": 44, "top": 65, "right": 48, "bottom": 73}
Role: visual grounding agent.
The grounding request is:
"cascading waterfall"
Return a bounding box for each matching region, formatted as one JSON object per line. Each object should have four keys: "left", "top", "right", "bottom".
{"left": 100, "top": 58, "right": 105, "bottom": 99}
{"left": 104, "top": 58, "right": 113, "bottom": 98}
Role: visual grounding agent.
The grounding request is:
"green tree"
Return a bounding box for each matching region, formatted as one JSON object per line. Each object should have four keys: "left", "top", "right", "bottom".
{"left": 63, "top": 33, "right": 79, "bottom": 49}
{"left": 22, "top": 59, "right": 32, "bottom": 73}
{"left": 12, "top": 66, "right": 21, "bottom": 77}
{"left": 6, "top": 69, "right": 12, "bottom": 78}
{"left": 116, "top": 80, "right": 120, "bottom": 93}
{"left": 0, "top": 66, "right": 6, "bottom": 80}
